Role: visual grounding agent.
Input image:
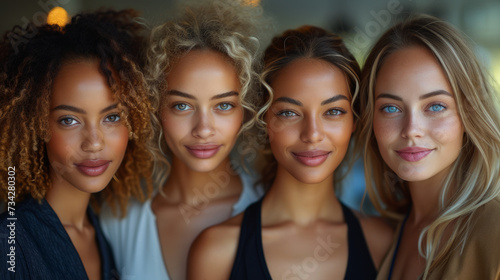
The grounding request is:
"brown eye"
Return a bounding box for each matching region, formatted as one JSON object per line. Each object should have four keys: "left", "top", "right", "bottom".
{"left": 59, "top": 117, "right": 78, "bottom": 126}
{"left": 105, "top": 114, "right": 121, "bottom": 122}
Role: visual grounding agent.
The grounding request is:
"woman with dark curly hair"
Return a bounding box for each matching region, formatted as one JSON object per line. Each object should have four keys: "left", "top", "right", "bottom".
{"left": 99, "top": 1, "right": 267, "bottom": 279}
{"left": 188, "top": 25, "right": 393, "bottom": 280}
{"left": 0, "top": 9, "right": 155, "bottom": 279}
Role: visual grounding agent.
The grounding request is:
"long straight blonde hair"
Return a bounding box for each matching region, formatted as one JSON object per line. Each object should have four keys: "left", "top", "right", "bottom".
{"left": 357, "top": 14, "right": 500, "bottom": 278}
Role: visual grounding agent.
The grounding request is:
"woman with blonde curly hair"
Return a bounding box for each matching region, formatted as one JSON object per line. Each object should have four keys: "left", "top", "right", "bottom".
{"left": 0, "top": 9, "right": 155, "bottom": 280}
{"left": 357, "top": 15, "right": 500, "bottom": 279}
{"left": 189, "top": 25, "right": 393, "bottom": 280}
{"left": 99, "top": 1, "right": 266, "bottom": 279}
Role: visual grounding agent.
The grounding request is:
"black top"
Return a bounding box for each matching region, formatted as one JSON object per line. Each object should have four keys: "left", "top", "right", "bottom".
{"left": 229, "top": 199, "right": 377, "bottom": 280}
{"left": 0, "top": 197, "right": 118, "bottom": 279}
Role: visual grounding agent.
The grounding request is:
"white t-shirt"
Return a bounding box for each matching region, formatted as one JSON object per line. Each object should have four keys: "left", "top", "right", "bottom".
{"left": 99, "top": 171, "right": 263, "bottom": 280}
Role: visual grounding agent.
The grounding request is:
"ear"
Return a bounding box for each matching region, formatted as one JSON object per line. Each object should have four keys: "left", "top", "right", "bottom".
{"left": 351, "top": 120, "right": 357, "bottom": 133}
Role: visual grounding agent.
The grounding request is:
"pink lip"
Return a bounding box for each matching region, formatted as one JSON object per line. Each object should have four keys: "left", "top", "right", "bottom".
{"left": 75, "top": 160, "right": 111, "bottom": 176}
{"left": 396, "top": 147, "right": 433, "bottom": 162}
{"left": 185, "top": 144, "right": 222, "bottom": 159}
{"left": 292, "top": 150, "right": 331, "bottom": 167}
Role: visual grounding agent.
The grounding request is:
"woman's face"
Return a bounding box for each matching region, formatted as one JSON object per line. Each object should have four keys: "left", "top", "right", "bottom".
{"left": 265, "top": 58, "right": 354, "bottom": 184}
{"left": 373, "top": 46, "right": 464, "bottom": 184}
{"left": 46, "top": 60, "right": 129, "bottom": 194}
{"left": 160, "top": 49, "right": 243, "bottom": 172}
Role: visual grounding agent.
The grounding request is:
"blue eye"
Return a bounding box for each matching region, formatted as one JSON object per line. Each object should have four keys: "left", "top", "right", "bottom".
{"left": 277, "top": 110, "right": 298, "bottom": 118}
{"left": 217, "top": 103, "right": 233, "bottom": 111}
{"left": 429, "top": 104, "right": 445, "bottom": 112}
{"left": 59, "top": 117, "right": 79, "bottom": 126}
{"left": 382, "top": 106, "right": 400, "bottom": 113}
{"left": 105, "top": 114, "right": 121, "bottom": 123}
{"left": 174, "top": 103, "right": 190, "bottom": 111}
{"left": 326, "top": 109, "right": 344, "bottom": 116}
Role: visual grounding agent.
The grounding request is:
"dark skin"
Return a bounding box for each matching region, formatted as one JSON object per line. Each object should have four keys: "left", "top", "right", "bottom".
{"left": 44, "top": 60, "right": 130, "bottom": 280}
{"left": 188, "top": 59, "right": 394, "bottom": 280}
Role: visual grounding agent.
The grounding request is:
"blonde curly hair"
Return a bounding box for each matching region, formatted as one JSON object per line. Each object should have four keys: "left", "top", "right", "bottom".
{"left": 146, "top": 0, "right": 268, "bottom": 185}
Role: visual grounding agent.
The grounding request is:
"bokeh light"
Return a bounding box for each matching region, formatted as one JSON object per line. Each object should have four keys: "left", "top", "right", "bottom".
{"left": 47, "top": 7, "right": 69, "bottom": 27}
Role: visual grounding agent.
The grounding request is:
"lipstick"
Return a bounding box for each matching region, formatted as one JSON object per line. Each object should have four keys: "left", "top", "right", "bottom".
{"left": 185, "top": 144, "right": 222, "bottom": 159}
{"left": 396, "top": 147, "right": 433, "bottom": 162}
{"left": 75, "top": 160, "right": 111, "bottom": 176}
{"left": 292, "top": 150, "right": 331, "bottom": 167}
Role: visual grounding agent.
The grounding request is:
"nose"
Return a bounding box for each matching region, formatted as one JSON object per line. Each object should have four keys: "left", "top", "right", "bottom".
{"left": 300, "top": 115, "right": 324, "bottom": 144}
{"left": 401, "top": 111, "right": 424, "bottom": 139}
{"left": 192, "top": 110, "right": 215, "bottom": 139}
{"left": 81, "top": 126, "right": 104, "bottom": 152}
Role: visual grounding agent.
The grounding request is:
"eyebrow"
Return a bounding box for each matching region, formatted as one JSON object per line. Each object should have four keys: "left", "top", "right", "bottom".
{"left": 376, "top": 90, "right": 453, "bottom": 101}
{"left": 274, "top": 97, "right": 302, "bottom": 106}
{"left": 167, "top": 90, "right": 195, "bottom": 100}
{"left": 51, "top": 103, "right": 118, "bottom": 114}
{"left": 166, "top": 90, "right": 239, "bottom": 100}
{"left": 419, "top": 90, "right": 453, "bottom": 100}
{"left": 321, "top": 95, "right": 349, "bottom": 105}
{"left": 274, "top": 95, "right": 349, "bottom": 106}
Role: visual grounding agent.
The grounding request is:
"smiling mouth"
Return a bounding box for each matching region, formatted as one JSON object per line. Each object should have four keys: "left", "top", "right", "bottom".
{"left": 396, "top": 147, "right": 433, "bottom": 162}
{"left": 75, "top": 160, "right": 111, "bottom": 176}
{"left": 185, "top": 144, "right": 222, "bottom": 159}
{"left": 292, "top": 150, "right": 331, "bottom": 167}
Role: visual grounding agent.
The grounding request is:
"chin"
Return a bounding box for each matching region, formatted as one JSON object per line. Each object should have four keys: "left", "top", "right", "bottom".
{"left": 292, "top": 173, "right": 331, "bottom": 185}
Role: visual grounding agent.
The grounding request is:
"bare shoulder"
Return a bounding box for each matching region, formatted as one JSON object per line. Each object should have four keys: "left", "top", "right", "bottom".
{"left": 187, "top": 214, "right": 244, "bottom": 280}
{"left": 354, "top": 210, "right": 395, "bottom": 269}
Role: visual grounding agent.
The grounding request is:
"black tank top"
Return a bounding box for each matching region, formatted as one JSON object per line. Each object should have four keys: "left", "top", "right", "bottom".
{"left": 229, "top": 199, "right": 377, "bottom": 279}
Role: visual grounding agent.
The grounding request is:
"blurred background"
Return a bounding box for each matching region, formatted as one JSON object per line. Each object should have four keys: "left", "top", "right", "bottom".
{"left": 2, "top": 0, "right": 499, "bottom": 211}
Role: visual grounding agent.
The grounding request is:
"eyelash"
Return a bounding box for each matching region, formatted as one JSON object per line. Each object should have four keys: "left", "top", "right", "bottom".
{"left": 275, "top": 108, "right": 346, "bottom": 118}
{"left": 326, "top": 108, "right": 346, "bottom": 116}
{"left": 380, "top": 103, "right": 447, "bottom": 114}
{"left": 216, "top": 102, "right": 235, "bottom": 111}
{"left": 276, "top": 110, "right": 298, "bottom": 118}
{"left": 173, "top": 103, "right": 192, "bottom": 111}
{"left": 58, "top": 113, "right": 121, "bottom": 127}
{"left": 172, "top": 102, "right": 236, "bottom": 112}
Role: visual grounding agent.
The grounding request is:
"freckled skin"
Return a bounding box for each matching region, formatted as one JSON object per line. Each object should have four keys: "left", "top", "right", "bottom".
{"left": 373, "top": 46, "right": 465, "bottom": 280}
{"left": 373, "top": 46, "right": 464, "bottom": 184}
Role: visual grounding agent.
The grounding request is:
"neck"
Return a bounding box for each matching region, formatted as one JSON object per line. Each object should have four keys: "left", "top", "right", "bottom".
{"left": 160, "top": 156, "right": 240, "bottom": 204}
{"left": 45, "top": 171, "right": 91, "bottom": 231}
{"left": 407, "top": 172, "right": 448, "bottom": 227}
{"left": 262, "top": 166, "right": 341, "bottom": 226}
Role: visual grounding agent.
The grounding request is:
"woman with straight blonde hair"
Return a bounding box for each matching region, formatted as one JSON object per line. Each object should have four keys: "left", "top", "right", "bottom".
{"left": 358, "top": 14, "right": 500, "bottom": 279}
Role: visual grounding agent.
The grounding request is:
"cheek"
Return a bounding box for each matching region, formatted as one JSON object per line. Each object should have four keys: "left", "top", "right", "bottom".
{"left": 216, "top": 110, "right": 243, "bottom": 141}
{"left": 46, "top": 128, "right": 80, "bottom": 164}
{"left": 373, "top": 114, "right": 397, "bottom": 147}
{"left": 160, "top": 111, "right": 187, "bottom": 143}
{"left": 107, "top": 126, "right": 129, "bottom": 160}
{"left": 431, "top": 115, "right": 464, "bottom": 151}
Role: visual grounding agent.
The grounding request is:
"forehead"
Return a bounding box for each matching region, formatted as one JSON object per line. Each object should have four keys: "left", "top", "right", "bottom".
{"left": 51, "top": 60, "right": 115, "bottom": 107}
{"left": 270, "top": 58, "right": 351, "bottom": 102}
{"left": 166, "top": 49, "right": 240, "bottom": 98}
{"left": 375, "top": 46, "right": 453, "bottom": 98}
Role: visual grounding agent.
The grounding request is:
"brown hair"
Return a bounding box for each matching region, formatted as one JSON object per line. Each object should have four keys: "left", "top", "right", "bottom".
{"left": 0, "top": 10, "right": 156, "bottom": 216}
